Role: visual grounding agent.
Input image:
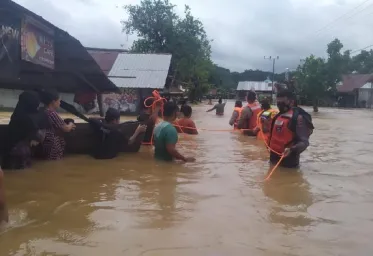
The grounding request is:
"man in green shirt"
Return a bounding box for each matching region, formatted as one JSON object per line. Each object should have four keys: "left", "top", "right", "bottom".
{"left": 153, "top": 102, "right": 195, "bottom": 162}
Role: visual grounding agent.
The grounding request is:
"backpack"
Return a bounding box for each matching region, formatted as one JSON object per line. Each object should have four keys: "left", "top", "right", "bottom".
{"left": 289, "top": 107, "right": 314, "bottom": 136}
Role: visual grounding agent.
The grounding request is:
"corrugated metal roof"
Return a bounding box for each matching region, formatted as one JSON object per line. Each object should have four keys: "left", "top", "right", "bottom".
{"left": 108, "top": 53, "right": 172, "bottom": 89}
{"left": 236, "top": 81, "right": 273, "bottom": 92}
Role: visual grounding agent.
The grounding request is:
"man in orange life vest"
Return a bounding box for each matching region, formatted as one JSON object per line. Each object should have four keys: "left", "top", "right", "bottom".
{"left": 229, "top": 100, "right": 243, "bottom": 129}
{"left": 237, "top": 91, "right": 262, "bottom": 135}
{"left": 268, "top": 90, "right": 312, "bottom": 168}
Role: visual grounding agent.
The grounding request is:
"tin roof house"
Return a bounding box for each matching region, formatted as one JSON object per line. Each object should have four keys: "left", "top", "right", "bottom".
{"left": 88, "top": 48, "right": 172, "bottom": 114}
{"left": 236, "top": 77, "right": 275, "bottom": 100}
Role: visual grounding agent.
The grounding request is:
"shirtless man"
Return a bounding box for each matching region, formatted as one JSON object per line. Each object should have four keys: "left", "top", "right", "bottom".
{"left": 206, "top": 97, "right": 227, "bottom": 115}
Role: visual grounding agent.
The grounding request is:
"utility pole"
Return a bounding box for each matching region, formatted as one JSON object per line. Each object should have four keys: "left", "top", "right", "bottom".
{"left": 264, "top": 56, "right": 279, "bottom": 103}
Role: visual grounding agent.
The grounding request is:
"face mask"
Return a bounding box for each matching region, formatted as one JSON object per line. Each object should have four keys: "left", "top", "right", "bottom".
{"left": 277, "top": 102, "right": 289, "bottom": 113}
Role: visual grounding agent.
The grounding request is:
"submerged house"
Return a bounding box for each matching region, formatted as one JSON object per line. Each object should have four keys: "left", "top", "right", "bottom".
{"left": 236, "top": 78, "right": 274, "bottom": 100}
{"left": 0, "top": 0, "right": 118, "bottom": 112}
{"left": 337, "top": 74, "right": 373, "bottom": 108}
{"left": 88, "top": 47, "right": 172, "bottom": 114}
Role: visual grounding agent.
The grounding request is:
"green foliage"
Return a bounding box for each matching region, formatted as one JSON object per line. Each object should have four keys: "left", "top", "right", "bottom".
{"left": 295, "top": 55, "right": 327, "bottom": 110}
{"left": 122, "top": 0, "right": 212, "bottom": 101}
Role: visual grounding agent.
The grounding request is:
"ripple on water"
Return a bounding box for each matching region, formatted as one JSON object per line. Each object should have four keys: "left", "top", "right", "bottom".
{"left": 1, "top": 106, "right": 373, "bottom": 255}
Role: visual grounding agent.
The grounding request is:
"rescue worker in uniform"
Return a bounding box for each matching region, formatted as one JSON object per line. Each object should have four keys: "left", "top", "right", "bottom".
{"left": 249, "top": 98, "right": 278, "bottom": 140}
{"left": 268, "top": 90, "right": 313, "bottom": 168}
{"left": 229, "top": 100, "right": 243, "bottom": 129}
{"left": 237, "top": 91, "right": 261, "bottom": 136}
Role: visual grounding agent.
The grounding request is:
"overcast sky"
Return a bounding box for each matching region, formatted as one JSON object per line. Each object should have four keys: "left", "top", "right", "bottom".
{"left": 13, "top": 0, "right": 373, "bottom": 72}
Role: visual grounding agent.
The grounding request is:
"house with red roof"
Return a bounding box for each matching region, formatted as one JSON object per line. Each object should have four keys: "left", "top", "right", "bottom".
{"left": 337, "top": 74, "right": 373, "bottom": 108}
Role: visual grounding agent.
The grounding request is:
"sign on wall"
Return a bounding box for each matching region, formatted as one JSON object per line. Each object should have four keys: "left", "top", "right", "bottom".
{"left": 0, "top": 18, "right": 20, "bottom": 79}
{"left": 102, "top": 89, "right": 139, "bottom": 114}
{"left": 20, "top": 16, "right": 54, "bottom": 69}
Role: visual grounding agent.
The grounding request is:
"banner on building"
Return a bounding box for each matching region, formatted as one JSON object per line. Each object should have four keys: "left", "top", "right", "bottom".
{"left": 0, "top": 17, "right": 20, "bottom": 79}
{"left": 20, "top": 16, "right": 54, "bottom": 69}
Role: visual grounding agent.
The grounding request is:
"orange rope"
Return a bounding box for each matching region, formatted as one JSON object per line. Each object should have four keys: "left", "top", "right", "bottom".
{"left": 142, "top": 90, "right": 167, "bottom": 146}
{"left": 140, "top": 94, "right": 284, "bottom": 181}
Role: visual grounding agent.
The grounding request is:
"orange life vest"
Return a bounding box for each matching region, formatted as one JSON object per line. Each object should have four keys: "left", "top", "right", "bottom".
{"left": 268, "top": 109, "right": 295, "bottom": 154}
{"left": 257, "top": 108, "right": 278, "bottom": 142}
{"left": 233, "top": 107, "right": 242, "bottom": 127}
{"left": 247, "top": 101, "right": 262, "bottom": 129}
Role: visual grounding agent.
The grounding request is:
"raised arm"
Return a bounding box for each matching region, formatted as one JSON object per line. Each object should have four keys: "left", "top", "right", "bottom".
{"left": 206, "top": 104, "right": 217, "bottom": 112}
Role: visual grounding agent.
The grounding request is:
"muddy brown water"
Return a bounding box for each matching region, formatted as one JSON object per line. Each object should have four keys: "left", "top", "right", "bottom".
{"left": 1, "top": 102, "right": 373, "bottom": 256}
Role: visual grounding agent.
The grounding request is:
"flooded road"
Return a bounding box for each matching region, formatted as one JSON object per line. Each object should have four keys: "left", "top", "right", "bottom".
{"left": 1, "top": 101, "right": 373, "bottom": 255}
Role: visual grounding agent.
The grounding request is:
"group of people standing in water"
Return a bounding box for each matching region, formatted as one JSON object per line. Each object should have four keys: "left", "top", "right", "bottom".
{"left": 0, "top": 88, "right": 314, "bottom": 224}
{"left": 206, "top": 90, "right": 314, "bottom": 168}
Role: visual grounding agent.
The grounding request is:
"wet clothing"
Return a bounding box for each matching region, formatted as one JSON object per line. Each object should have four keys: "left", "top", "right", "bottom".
{"left": 268, "top": 109, "right": 310, "bottom": 168}
{"left": 256, "top": 108, "right": 278, "bottom": 142}
{"left": 1, "top": 91, "right": 48, "bottom": 169}
{"left": 229, "top": 107, "right": 242, "bottom": 128}
{"left": 6, "top": 130, "right": 45, "bottom": 169}
{"left": 137, "top": 112, "right": 156, "bottom": 144}
{"left": 153, "top": 121, "right": 178, "bottom": 161}
{"left": 247, "top": 101, "right": 262, "bottom": 129}
{"left": 89, "top": 118, "right": 127, "bottom": 160}
{"left": 41, "top": 109, "right": 66, "bottom": 160}
{"left": 210, "top": 102, "right": 226, "bottom": 115}
{"left": 174, "top": 118, "right": 198, "bottom": 134}
{"left": 237, "top": 101, "right": 261, "bottom": 130}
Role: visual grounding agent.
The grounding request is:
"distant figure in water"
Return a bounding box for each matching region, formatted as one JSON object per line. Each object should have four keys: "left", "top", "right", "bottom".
{"left": 175, "top": 105, "right": 198, "bottom": 135}
{"left": 0, "top": 166, "right": 8, "bottom": 223}
{"left": 206, "top": 97, "right": 226, "bottom": 115}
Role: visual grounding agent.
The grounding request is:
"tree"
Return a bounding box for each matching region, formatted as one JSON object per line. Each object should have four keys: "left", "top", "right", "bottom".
{"left": 122, "top": 0, "right": 212, "bottom": 101}
{"left": 295, "top": 55, "right": 327, "bottom": 112}
{"left": 325, "top": 39, "right": 345, "bottom": 92}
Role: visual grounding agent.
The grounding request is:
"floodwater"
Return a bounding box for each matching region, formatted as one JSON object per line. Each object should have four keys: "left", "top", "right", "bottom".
{"left": 1, "top": 102, "right": 373, "bottom": 256}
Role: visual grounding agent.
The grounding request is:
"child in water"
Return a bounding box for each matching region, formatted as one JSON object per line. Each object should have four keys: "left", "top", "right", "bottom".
{"left": 153, "top": 102, "right": 195, "bottom": 162}
{"left": 175, "top": 105, "right": 198, "bottom": 135}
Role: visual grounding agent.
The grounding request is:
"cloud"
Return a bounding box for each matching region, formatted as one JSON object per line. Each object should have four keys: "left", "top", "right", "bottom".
{"left": 13, "top": 0, "right": 373, "bottom": 72}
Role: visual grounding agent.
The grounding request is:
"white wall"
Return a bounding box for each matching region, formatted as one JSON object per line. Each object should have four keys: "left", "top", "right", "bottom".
{"left": 0, "top": 89, "right": 75, "bottom": 110}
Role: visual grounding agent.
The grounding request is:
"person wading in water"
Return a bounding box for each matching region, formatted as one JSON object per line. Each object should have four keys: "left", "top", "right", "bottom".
{"left": 153, "top": 102, "right": 195, "bottom": 162}
{"left": 244, "top": 98, "right": 278, "bottom": 139}
{"left": 206, "top": 97, "right": 226, "bottom": 115}
{"left": 268, "top": 90, "right": 314, "bottom": 168}
{"left": 229, "top": 100, "right": 243, "bottom": 129}
{"left": 237, "top": 91, "right": 261, "bottom": 134}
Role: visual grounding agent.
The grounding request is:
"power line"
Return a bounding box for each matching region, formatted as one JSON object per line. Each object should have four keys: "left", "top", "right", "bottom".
{"left": 350, "top": 44, "right": 373, "bottom": 54}
{"left": 312, "top": 0, "right": 372, "bottom": 36}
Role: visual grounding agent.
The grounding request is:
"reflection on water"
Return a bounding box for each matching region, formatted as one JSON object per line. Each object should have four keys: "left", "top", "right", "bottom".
{"left": 1, "top": 103, "right": 373, "bottom": 255}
